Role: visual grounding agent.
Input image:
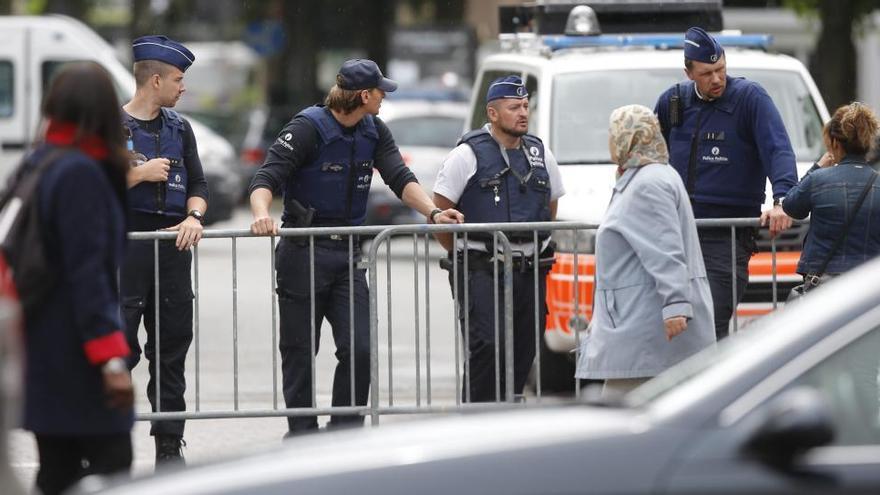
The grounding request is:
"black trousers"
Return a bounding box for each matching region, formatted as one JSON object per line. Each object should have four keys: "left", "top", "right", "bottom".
{"left": 699, "top": 227, "right": 756, "bottom": 340}
{"left": 121, "top": 239, "right": 194, "bottom": 437}
{"left": 34, "top": 432, "right": 131, "bottom": 495}
{"left": 449, "top": 261, "right": 550, "bottom": 402}
{"left": 276, "top": 238, "right": 370, "bottom": 432}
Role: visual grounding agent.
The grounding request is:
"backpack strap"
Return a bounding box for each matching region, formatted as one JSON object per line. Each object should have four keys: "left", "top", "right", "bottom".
{"left": 0, "top": 148, "right": 67, "bottom": 243}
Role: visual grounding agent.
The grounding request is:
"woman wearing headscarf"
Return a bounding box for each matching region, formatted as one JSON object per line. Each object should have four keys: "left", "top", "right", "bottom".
{"left": 575, "top": 104, "right": 715, "bottom": 396}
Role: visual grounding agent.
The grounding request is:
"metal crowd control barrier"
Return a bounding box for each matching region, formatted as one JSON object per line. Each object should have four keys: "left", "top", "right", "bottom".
{"left": 127, "top": 218, "right": 798, "bottom": 426}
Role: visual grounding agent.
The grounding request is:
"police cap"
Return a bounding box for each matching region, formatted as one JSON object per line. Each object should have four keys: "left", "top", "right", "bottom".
{"left": 486, "top": 76, "right": 528, "bottom": 103}
{"left": 132, "top": 35, "right": 195, "bottom": 72}
{"left": 338, "top": 59, "right": 398, "bottom": 92}
{"left": 684, "top": 27, "right": 724, "bottom": 64}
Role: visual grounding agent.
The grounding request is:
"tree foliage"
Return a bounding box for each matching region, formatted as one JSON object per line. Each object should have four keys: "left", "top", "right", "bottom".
{"left": 784, "top": 0, "right": 880, "bottom": 110}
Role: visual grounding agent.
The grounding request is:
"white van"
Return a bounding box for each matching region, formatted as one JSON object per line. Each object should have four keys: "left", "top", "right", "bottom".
{"left": 466, "top": 3, "right": 830, "bottom": 389}
{"left": 0, "top": 15, "right": 240, "bottom": 223}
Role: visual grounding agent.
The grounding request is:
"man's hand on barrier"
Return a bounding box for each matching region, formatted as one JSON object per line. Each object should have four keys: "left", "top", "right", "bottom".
{"left": 434, "top": 208, "right": 464, "bottom": 224}
{"left": 166, "top": 216, "right": 204, "bottom": 251}
{"left": 251, "top": 215, "right": 278, "bottom": 236}
{"left": 664, "top": 316, "right": 688, "bottom": 340}
{"left": 760, "top": 205, "right": 792, "bottom": 238}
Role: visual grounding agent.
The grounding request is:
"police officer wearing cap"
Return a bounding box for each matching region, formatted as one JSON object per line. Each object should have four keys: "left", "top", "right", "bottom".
{"left": 121, "top": 35, "right": 208, "bottom": 463}
{"left": 655, "top": 27, "right": 797, "bottom": 340}
{"left": 249, "top": 59, "right": 462, "bottom": 436}
{"left": 433, "top": 76, "right": 565, "bottom": 402}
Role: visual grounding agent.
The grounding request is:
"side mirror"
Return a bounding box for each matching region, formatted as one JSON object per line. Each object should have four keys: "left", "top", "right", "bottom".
{"left": 742, "top": 387, "right": 834, "bottom": 471}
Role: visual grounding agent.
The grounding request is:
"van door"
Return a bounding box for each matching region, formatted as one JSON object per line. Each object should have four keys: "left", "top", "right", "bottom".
{"left": 0, "top": 23, "right": 30, "bottom": 181}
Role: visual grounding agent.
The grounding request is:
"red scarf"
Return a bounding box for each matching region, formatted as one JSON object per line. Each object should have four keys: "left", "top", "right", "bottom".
{"left": 44, "top": 120, "right": 109, "bottom": 160}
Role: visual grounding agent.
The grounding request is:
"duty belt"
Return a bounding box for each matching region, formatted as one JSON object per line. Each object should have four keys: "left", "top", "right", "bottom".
{"left": 439, "top": 249, "right": 555, "bottom": 273}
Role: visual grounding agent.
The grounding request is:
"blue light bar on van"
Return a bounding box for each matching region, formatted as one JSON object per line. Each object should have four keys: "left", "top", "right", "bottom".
{"left": 541, "top": 33, "right": 772, "bottom": 51}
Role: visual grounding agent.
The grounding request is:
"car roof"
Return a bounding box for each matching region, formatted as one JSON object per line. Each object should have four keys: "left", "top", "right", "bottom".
{"left": 481, "top": 47, "right": 807, "bottom": 75}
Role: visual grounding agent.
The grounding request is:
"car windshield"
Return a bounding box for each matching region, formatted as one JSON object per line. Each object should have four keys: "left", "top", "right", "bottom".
{"left": 551, "top": 69, "right": 825, "bottom": 164}
{"left": 385, "top": 115, "right": 465, "bottom": 148}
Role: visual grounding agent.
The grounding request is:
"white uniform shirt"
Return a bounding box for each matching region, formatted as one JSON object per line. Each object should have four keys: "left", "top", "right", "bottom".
{"left": 434, "top": 124, "right": 565, "bottom": 255}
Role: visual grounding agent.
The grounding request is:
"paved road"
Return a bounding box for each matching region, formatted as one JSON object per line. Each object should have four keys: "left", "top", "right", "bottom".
{"left": 8, "top": 205, "right": 464, "bottom": 487}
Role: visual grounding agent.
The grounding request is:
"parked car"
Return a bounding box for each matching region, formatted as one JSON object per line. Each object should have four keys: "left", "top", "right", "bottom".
{"left": 188, "top": 118, "right": 241, "bottom": 226}
{"left": 466, "top": 1, "right": 829, "bottom": 390}
{"left": 365, "top": 99, "right": 468, "bottom": 225}
{"left": 84, "top": 254, "right": 880, "bottom": 494}
{"left": 236, "top": 105, "right": 297, "bottom": 199}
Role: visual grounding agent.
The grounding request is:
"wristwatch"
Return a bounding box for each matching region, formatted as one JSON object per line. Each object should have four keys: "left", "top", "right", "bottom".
{"left": 772, "top": 197, "right": 784, "bottom": 207}
{"left": 429, "top": 208, "right": 443, "bottom": 224}
{"left": 188, "top": 209, "right": 204, "bottom": 224}
{"left": 102, "top": 357, "right": 127, "bottom": 374}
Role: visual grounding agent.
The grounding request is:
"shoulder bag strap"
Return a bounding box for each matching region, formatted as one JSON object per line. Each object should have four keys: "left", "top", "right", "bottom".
{"left": 815, "top": 170, "right": 878, "bottom": 276}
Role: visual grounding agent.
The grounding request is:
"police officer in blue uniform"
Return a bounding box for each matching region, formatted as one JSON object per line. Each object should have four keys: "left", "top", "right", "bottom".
{"left": 121, "top": 36, "right": 208, "bottom": 463}
{"left": 249, "top": 59, "right": 462, "bottom": 436}
{"left": 433, "top": 76, "right": 565, "bottom": 402}
{"left": 655, "top": 28, "right": 797, "bottom": 340}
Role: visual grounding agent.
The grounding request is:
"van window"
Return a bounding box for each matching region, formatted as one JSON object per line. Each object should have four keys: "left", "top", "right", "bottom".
{"left": 0, "top": 62, "right": 12, "bottom": 118}
{"left": 550, "top": 69, "right": 824, "bottom": 165}
{"left": 42, "top": 60, "right": 128, "bottom": 105}
{"left": 468, "top": 70, "right": 509, "bottom": 129}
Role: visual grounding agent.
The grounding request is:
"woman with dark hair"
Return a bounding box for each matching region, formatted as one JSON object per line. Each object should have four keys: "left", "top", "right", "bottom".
{"left": 784, "top": 102, "right": 880, "bottom": 279}
{"left": 20, "top": 61, "right": 134, "bottom": 495}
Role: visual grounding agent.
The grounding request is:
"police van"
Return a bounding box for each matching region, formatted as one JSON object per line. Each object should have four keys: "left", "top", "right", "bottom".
{"left": 466, "top": 1, "right": 830, "bottom": 388}
{"left": 0, "top": 15, "right": 240, "bottom": 224}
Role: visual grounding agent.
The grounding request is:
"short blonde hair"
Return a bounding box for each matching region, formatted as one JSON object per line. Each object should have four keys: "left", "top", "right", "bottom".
{"left": 133, "top": 60, "right": 173, "bottom": 87}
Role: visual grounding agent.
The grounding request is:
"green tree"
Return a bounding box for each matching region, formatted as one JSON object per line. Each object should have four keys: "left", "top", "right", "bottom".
{"left": 243, "top": 0, "right": 465, "bottom": 110}
{"left": 44, "top": 0, "right": 90, "bottom": 17}
{"left": 785, "top": 0, "right": 880, "bottom": 110}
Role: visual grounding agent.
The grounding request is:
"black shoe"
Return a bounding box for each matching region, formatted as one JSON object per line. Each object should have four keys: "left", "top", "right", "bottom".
{"left": 282, "top": 427, "right": 320, "bottom": 441}
{"left": 155, "top": 435, "right": 186, "bottom": 466}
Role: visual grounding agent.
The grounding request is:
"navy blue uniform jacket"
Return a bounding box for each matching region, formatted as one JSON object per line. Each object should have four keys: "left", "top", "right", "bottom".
{"left": 655, "top": 76, "right": 797, "bottom": 218}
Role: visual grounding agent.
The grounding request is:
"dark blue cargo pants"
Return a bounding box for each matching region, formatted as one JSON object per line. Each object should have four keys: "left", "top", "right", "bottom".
{"left": 121, "top": 239, "right": 194, "bottom": 437}
{"left": 275, "top": 236, "right": 370, "bottom": 433}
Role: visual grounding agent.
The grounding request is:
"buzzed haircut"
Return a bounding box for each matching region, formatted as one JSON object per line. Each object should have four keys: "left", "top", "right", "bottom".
{"left": 133, "top": 59, "right": 174, "bottom": 87}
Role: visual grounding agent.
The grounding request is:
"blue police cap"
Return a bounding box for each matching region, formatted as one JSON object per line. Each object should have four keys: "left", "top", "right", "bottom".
{"left": 684, "top": 27, "right": 724, "bottom": 64}
{"left": 338, "top": 59, "right": 398, "bottom": 92}
{"left": 132, "top": 35, "right": 195, "bottom": 72}
{"left": 486, "top": 76, "right": 528, "bottom": 103}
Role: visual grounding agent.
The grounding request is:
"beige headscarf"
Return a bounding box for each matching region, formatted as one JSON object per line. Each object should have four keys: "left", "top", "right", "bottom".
{"left": 609, "top": 104, "right": 669, "bottom": 172}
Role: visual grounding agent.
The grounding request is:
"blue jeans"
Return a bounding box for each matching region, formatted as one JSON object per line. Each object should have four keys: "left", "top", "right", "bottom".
{"left": 276, "top": 237, "right": 370, "bottom": 432}
{"left": 699, "top": 227, "right": 756, "bottom": 340}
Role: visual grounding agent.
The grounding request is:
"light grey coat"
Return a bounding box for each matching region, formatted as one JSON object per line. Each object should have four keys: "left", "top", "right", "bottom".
{"left": 575, "top": 164, "right": 715, "bottom": 379}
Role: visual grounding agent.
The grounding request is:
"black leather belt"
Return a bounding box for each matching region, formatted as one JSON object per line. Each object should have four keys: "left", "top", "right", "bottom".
{"left": 440, "top": 250, "right": 555, "bottom": 273}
